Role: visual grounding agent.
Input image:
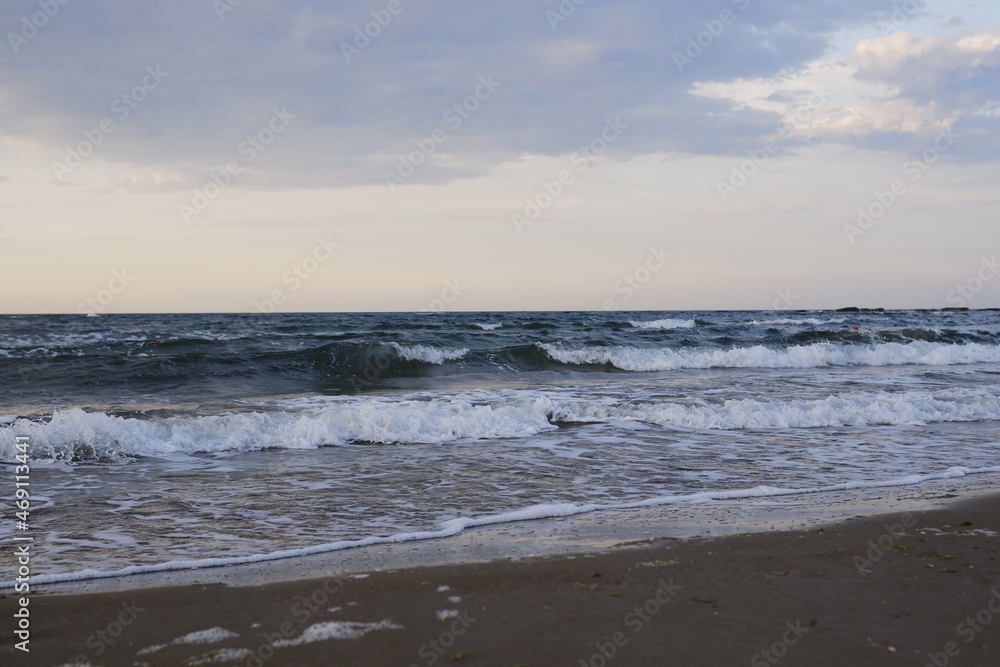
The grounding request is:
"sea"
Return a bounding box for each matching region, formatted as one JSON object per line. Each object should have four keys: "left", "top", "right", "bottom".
{"left": 1, "top": 310, "right": 999, "bottom": 585}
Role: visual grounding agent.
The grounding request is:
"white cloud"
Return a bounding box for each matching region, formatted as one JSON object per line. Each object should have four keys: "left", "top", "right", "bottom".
{"left": 853, "top": 30, "right": 1000, "bottom": 99}
{"left": 687, "top": 28, "right": 1000, "bottom": 155}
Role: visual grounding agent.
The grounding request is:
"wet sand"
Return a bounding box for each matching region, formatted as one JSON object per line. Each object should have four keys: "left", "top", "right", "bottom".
{"left": 2, "top": 488, "right": 998, "bottom": 666}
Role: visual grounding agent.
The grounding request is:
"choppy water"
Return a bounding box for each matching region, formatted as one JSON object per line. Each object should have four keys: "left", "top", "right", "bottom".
{"left": 1, "top": 311, "right": 998, "bottom": 582}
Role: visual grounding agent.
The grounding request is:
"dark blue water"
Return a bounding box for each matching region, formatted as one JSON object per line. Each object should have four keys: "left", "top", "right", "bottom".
{"left": 3, "top": 310, "right": 999, "bottom": 411}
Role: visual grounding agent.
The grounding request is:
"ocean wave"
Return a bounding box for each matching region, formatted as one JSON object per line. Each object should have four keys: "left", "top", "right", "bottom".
{"left": 0, "top": 399, "right": 556, "bottom": 462}
{"left": 539, "top": 387, "right": 1000, "bottom": 429}
{"left": 388, "top": 343, "right": 469, "bottom": 364}
{"left": 475, "top": 323, "right": 503, "bottom": 331}
{"left": 4, "top": 383, "right": 1000, "bottom": 463}
{"left": 628, "top": 318, "right": 696, "bottom": 330}
{"left": 538, "top": 341, "right": 1000, "bottom": 371}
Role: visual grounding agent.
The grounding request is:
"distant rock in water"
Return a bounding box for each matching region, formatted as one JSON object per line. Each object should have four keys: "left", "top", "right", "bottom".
{"left": 832, "top": 307, "right": 885, "bottom": 312}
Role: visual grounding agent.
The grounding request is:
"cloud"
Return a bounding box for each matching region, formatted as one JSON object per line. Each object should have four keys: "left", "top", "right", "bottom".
{"left": 827, "top": 30, "right": 1000, "bottom": 152}
{"left": 831, "top": 30, "right": 1000, "bottom": 161}
{"left": 686, "top": 26, "right": 1000, "bottom": 160}
{"left": 0, "top": 0, "right": 947, "bottom": 191}
{"left": 852, "top": 30, "right": 1000, "bottom": 101}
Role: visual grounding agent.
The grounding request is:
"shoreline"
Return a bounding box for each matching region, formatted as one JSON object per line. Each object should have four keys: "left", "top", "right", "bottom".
{"left": 30, "top": 471, "right": 1000, "bottom": 596}
{"left": 2, "top": 480, "right": 997, "bottom": 665}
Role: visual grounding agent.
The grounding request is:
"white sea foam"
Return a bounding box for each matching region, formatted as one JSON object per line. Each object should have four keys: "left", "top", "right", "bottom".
{"left": 628, "top": 318, "right": 696, "bottom": 330}
{"left": 19, "top": 466, "right": 1000, "bottom": 587}
{"left": 4, "top": 381, "right": 1000, "bottom": 462}
{"left": 272, "top": 620, "right": 402, "bottom": 646}
{"left": 389, "top": 342, "right": 469, "bottom": 364}
{"left": 136, "top": 644, "right": 167, "bottom": 656}
{"left": 172, "top": 627, "right": 239, "bottom": 645}
{"left": 475, "top": 323, "right": 503, "bottom": 330}
{"left": 138, "top": 627, "right": 239, "bottom": 655}
{"left": 543, "top": 387, "right": 1000, "bottom": 429}
{"left": 0, "top": 398, "right": 556, "bottom": 460}
{"left": 539, "top": 341, "right": 1000, "bottom": 371}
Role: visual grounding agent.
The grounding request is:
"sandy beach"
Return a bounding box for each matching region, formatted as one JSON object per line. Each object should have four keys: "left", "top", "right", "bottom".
{"left": 3, "top": 487, "right": 997, "bottom": 667}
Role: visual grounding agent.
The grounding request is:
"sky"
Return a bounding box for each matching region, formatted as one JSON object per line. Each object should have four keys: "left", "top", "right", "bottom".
{"left": 1, "top": 0, "right": 999, "bottom": 313}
